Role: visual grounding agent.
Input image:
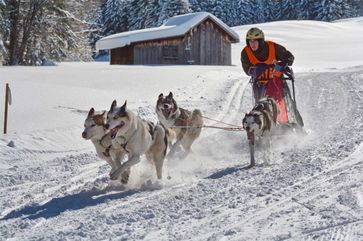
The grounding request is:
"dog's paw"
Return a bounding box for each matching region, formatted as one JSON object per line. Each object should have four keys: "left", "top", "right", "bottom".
{"left": 109, "top": 173, "right": 118, "bottom": 180}
{"left": 141, "top": 180, "right": 163, "bottom": 190}
{"left": 247, "top": 164, "right": 255, "bottom": 168}
{"left": 110, "top": 168, "right": 122, "bottom": 180}
{"left": 120, "top": 170, "right": 130, "bottom": 184}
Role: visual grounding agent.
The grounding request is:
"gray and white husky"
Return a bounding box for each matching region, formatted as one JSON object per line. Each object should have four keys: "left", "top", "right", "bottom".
{"left": 156, "top": 92, "right": 203, "bottom": 159}
{"left": 242, "top": 97, "right": 279, "bottom": 167}
{"left": 82, "top": 108, "right": 130, "bottom": 183}
{"left": 105, "top": 100, "right": 173, "bottom": 182}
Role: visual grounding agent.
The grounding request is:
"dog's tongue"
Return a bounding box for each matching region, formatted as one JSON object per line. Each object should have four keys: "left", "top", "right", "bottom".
{"left": 164, "top": 108, "right": 171, "bottom": 118}
{"left": 110, "top": 128, "right": 118, "bottom": 139}
{"left": 247, "top": 131, "right": 255, "bottom": 141}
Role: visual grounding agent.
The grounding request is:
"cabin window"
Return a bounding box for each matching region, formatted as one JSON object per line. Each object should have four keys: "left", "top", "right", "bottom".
{"left": 162, "top": 45, "right": 178, "bottom": 60}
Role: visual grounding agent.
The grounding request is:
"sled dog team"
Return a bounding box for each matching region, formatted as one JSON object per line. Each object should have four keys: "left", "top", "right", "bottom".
{"left": 82, "top": 92, "right": 203, "bottom": 184}
{"left": 82, "top": 91, "right": 279, "bottom": 183}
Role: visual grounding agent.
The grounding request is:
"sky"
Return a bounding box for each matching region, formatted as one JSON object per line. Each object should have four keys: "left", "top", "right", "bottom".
{"left": 0, "top": 17, "right": 362, "bottom": 240}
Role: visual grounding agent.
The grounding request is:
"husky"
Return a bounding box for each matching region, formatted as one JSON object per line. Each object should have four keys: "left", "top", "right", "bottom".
{"left": 82, "top": 108, "right": 130, "bottom": 183}
{"left": 242, "top": 97, "right": 279, "bottom": 167}
{"left": 105, "top": 100, "right": 171, "bottom": 182}
{"left": 156, "top": 92, "right": 203, "bottom": 159}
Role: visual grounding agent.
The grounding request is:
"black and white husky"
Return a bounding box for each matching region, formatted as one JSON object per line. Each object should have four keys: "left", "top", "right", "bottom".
{"left": 156, "top": 92, "right": 203, "bottom": 159}
{"left": 105, "top": 100, "right": 174, "bottom": 182}
{"left": 242, "top": 97, "right": 279, "bottom": 167}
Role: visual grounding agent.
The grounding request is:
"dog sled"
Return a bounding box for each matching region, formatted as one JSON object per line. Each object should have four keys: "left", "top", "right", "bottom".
{"left": 249, "top": 63, "right": 305, "bottom": 136}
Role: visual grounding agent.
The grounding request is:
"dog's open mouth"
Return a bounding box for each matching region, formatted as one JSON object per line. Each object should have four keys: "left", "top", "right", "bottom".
{"left": 110, "top": 122, "right": 124, "bottom": 139}
{"left": 163, "top": 108, "right": 172, "bottom": 119}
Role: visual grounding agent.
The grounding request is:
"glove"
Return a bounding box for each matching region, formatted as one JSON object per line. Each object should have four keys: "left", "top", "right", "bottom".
{"left": 274, "top": 62, "right": 288, "bottom": 72}
{"left": 248, "top": 66, "right": 256, "bottom": 77}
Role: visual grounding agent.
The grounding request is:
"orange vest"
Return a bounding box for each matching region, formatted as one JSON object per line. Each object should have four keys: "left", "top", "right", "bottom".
{"left": 244, "top": 41, "right": 277, "bottom": 85}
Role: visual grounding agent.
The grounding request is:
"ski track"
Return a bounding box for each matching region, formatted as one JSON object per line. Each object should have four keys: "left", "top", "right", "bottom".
{"left": 1, "top": 69, "right": 363, "bottom": 240}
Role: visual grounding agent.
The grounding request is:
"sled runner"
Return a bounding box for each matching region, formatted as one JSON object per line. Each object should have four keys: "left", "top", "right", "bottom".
{"left": 249, "top": 63, "right": 305, "bottom": 135}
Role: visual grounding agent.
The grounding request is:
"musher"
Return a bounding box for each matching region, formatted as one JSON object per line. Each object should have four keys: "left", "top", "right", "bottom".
{"left": 241, "top": 27, "right": 294, "bottom": 124}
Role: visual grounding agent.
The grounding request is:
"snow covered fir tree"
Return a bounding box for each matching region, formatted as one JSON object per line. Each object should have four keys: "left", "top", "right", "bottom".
{"left": 0, "top": 0, "right": 362, "bottom": 65}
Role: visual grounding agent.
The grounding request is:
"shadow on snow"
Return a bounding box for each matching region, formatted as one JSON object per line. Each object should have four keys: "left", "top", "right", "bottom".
{"left": 206, "top": 164, "right": 250, "bottom": 179}
{"left": 0, "top": 187, "right": 138, "bottom": 220}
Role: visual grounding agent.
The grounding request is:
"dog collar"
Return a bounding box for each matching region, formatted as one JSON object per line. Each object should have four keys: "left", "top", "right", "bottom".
{"left": 116, "top": 135, "right": 127, "bottom": 145}
{"left": 98, "top": 134, "right": 112, "bottom": 148}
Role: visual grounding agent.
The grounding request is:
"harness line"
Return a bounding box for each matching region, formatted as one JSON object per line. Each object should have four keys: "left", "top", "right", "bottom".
{"left": 170, "top": 115, "right": 245, "bottom": 131}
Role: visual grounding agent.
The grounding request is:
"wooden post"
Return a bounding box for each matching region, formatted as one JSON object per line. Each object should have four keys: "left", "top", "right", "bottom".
{"left": 3, "top": 83, "right": 9, "bottom": 134}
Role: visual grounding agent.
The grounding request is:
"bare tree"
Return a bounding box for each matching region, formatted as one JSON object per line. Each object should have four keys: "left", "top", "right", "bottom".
{"left": 1, "top": 0, "right": 78, "bottom": 65}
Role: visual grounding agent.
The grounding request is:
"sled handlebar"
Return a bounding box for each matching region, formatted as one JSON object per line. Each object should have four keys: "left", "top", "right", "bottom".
{"left": 248, "top": 64, "right": 295, "bottom": 83}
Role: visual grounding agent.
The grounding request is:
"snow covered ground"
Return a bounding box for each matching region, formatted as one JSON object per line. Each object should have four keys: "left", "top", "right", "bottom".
{"left": 0, "top": 18, "right": 363, "bottom": 240}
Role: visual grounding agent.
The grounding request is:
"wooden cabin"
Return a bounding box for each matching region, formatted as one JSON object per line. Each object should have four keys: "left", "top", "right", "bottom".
{"left": 96, "top": 12, "right": 240, "bottom": 65}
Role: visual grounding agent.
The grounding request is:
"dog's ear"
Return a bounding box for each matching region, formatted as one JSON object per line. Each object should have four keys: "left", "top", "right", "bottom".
{"left": 101, "top": 111, "right": 106, "bottom": 118}
{"left": 158, "top": 93, "right": 163, "bottom": 99}
{"left": 121, "top": 100, "right": 127, "bottom": 112}
{"left": 94, "top": 114, "right": 105, "bottom": 125}
{"left": 88, "top": 108, "right": 95, "bottom": 117}
{"left": 110, "top": 100, "right": 117, "bottom": 111}
{"left": 168, "top": 92, "right": 173, "bottom": 98}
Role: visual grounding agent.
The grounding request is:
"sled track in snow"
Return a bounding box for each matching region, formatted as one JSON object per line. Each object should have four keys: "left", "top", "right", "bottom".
{"left": 158, "top": 70, "right": 363, "bottom": 240}
{"left": 0, "top": 152, "right": 109, "bottom": 219}
{"left": 1, "top": 69, "right": 362, "bottom": 240}
{"left": 200, "top": 77, "right": 248, "bottom": 138}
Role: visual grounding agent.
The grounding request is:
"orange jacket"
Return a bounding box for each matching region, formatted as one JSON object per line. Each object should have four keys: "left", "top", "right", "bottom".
{"left": 244, "top": 41, "right": 276, "bottom": 84}
{"left": 241, "top": 40, "right": 294, "bottom": 80}
{"left": 244, "top": 41, "right": 276, "bottom": 65}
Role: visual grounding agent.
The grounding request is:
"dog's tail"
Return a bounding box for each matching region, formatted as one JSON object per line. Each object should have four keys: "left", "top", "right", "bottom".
{"left": 192, "top": 109, "right": 203, "bottom": 125}
{"left": 190, "top": 109, "right": 203, "bottom": 137}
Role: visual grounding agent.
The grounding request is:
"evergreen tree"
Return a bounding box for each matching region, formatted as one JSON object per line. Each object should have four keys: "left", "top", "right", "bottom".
{"left": 269, "top": 0, "right": 285, "bottom": 21}
{"left": 213, "top": 0, "right": 227, "bottom": 23}
{"left": 102, "top": 0, "right": 128, "bottom": 35}
{"left": 199, "top": 0, "right": 217, "bottom": 13}
{"left": 239, "top": 0, "right": 255, "bottom": 25}
{"left": 279, "top": 0, "right": 298, "bottom": 20}
{"left": 250, "top": 0, "right": 268, "bottom": 23}
{"left": 296, "top": 0, "right": 315, "bottom": 20}
{"left": 144, "top": 0, "right": 161, "bottom": 27}
{"left": 189, "top": 0, "right": 202, "bottom": 12}
{"left": 314, "top": 0, "right": 346, "bottom": 21}
{"left": 226, "top": 0, "right": 247, "bottom": 26}
{"left": 157, "top": 0, "right": 190, "bottom": 25}
{"left": 87, "top": 0, "right": 105, "bottom": 50}
{"left": 341, "top": 0, "right": 360, "bottom": 19}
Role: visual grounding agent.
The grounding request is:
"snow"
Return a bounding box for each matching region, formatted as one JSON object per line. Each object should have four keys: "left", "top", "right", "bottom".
{"left": 96, "top": 12, "right": 240, "bottom": 51}
{"left": 1, "top": 18, "right": 363, "bottom": 240}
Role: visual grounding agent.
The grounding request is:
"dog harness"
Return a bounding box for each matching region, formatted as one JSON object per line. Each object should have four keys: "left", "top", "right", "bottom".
{"left": 98, "top": 134, "right": 112, "bottom": 157}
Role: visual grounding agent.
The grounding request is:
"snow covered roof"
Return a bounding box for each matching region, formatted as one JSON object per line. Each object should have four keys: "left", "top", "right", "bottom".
{"left": 96, "top": 12, "right": 240, "bottom": 51}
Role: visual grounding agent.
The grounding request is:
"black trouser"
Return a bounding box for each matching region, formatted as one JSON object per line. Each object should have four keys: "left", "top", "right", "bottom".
{"left": 252, "top": 82, "right": 267, "bottom": 103}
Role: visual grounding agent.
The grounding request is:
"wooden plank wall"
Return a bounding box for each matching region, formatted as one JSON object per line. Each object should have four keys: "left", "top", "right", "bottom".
{"left": 191, "top": 19, "right": 232, "bottom": 65}
{"left": 111, "top": 19, "right": 233, "bottom": 65}
{"left": 110, "top": 46, "right": 133, "bottom": 65}
{"left": 134, "top": 38, "right": 185, "bottom": 65}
